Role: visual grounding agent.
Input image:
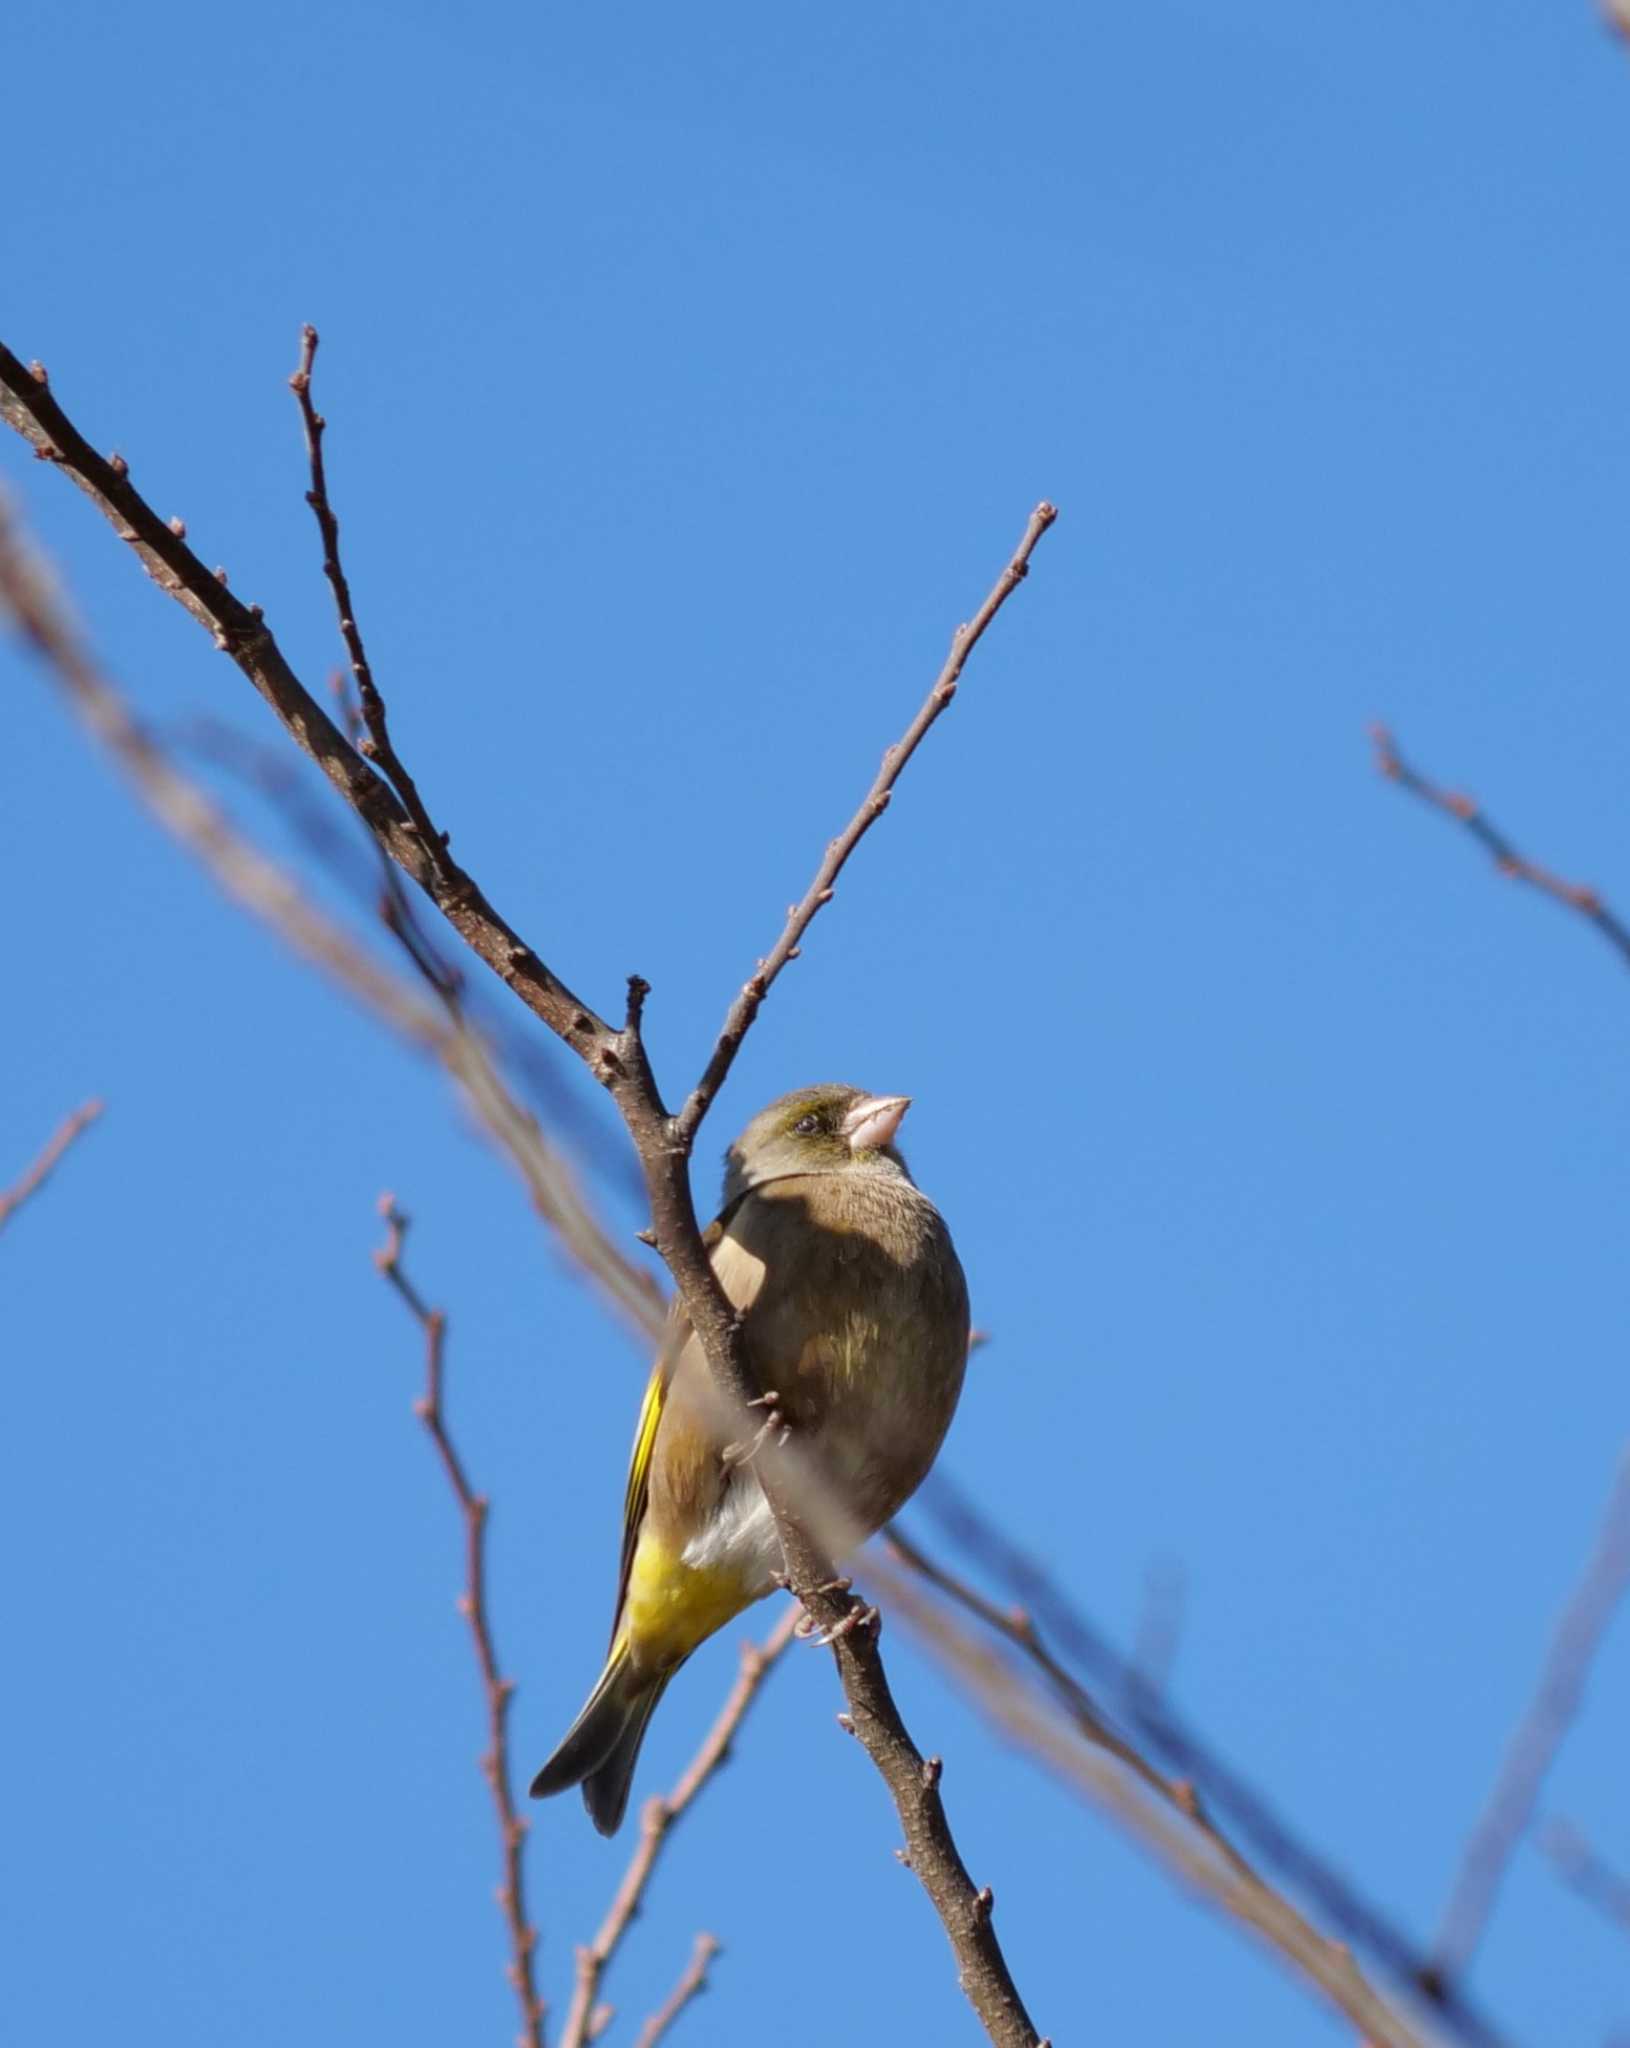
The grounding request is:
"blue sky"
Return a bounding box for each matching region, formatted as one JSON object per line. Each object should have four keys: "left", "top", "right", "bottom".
{"left": 5, "top": 4, "right": 1629, "bottom": 2043}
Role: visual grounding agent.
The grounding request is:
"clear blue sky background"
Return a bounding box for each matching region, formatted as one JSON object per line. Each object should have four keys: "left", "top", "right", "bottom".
{"left": 5, "top": 5, "right": 1628, "bottom": 2043}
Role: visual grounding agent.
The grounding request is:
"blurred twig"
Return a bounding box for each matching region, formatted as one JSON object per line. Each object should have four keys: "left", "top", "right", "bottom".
{"left": 1, "top": 334, "right": 1054, "bottom": 2044}
{"left": 374, "top": 1198, "right": 545, "bottom": 2048}
{"left": 0, "top": 1098, "right": 104, "bottom": 1236}
{"left": 1428, "top": 1449, "right": 1630, "bottom": 1989}
{"left": 1538, "top": 1819, "right": 1630, "bottom": 1939}
{"left": 908, "top": 1476, "right": 1504, "bottom": 2045}
{"left": 1370, "top": 725, "right": 1630, "bottom": 970}
{"left": 0, "top": 495, "right": 660, "bottom": 1344}
{"left": 874, "top": 1554, "right": 1458, "bottom": 2048}
{"left": 632, "top": 1933, "right": 720, "bottom": 2048}
{"left": 176, "top": 710, "right": 634, "bottom": 1179}
{"left": 561, "top": 1608, "right": 797, "bottom": 2048}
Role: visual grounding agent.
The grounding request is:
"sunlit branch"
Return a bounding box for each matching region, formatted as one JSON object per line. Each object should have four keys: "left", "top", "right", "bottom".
{"left": 0, "top": 336, "right": 1054, "bottom": 2048}
{"left": 908, "top": 1477, "right": 1504, "bottom": 2045}
{"left": 374, "top": 1199, "right": 546, "bottom": 2048}
{"left": 0, "top": 1097, "right": 104, "bottom": 1236}
{"left": 561, "top": 1609, "right": 797, "bottom": 2048}
{"left": 1370, "top": 724, "right": 1630, "bottom": 971}
{"left": 873, "top": 1552, "right": 1465, "bottom": 2048}
{"left": 0, "top": 497, "right": 659, "bottom": 1344}
{"left": 632, "top": 1933, "right": 721, "bottom": 2048}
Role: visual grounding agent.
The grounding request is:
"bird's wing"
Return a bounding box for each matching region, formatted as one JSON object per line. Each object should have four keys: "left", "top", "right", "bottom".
{"left": 608, "top": 1210, "right": 732, "bottom": 1643}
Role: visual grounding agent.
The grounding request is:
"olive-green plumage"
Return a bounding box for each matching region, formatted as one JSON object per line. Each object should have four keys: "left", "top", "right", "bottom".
{"left": 529, "top": 1084, "right": 969, "bottom": 1833}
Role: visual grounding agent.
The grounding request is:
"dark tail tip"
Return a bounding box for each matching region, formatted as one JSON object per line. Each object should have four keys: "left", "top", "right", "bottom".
{"left": 529, "top": 1653, "right": 635, "bottom": 1804}
{"left": 583, "top": 1756, "right": 636, "bottom": 1836}
{"left": 580, "top": 1701, "right": 656, "bottom": 1837}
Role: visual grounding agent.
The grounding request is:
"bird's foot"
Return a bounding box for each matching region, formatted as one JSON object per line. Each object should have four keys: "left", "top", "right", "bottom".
{"left": 721, "top": 1390, "right": 790, "bottom": 1468}
{"left": 796, "top": 1591, "right": 880, "bottom": 1648}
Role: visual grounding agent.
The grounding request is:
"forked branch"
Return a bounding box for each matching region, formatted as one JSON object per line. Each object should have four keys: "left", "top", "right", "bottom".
{"left": 675, "top": 501, "right": 1057, "bottom": 1142}
{"left": 0, "top": 335, "right": 1054, "bottom": 2046}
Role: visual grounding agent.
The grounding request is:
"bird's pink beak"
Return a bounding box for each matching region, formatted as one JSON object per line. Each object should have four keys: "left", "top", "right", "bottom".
{"left": 843, "top": 1093, "right": 911, "bottom": 1154}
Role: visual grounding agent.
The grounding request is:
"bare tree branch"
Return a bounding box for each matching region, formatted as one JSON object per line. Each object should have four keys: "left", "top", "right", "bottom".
{"left": 1428, "top": 1448, "right": 1630, "bottom": 1990}
{"left": 0, "top": 1098, "right": 103, "bottom": 1236}
{"left": 907, "top": 1478, "right": 1504, "bottom": 2046}
{"left": 875, "top": 1556, "right": 1459, "bottom": 2048}
{"left": 0, "top": 340, "right": 610, "bottom": 1053}
{"left": 0, "top": 495, "right": 660, "bottom": 1347}
{"left": 167, "top": 708, "right": 634, "bottom": 1187}
{"left": 1538, "top": 1819, "right": 1630, "bottom": 1940}
{"left": 674, "top": 500, "right": 1058, "bottom": 1143}
{"left": 1370, "top": 724, "right": 1630, "bottom": 970}
{"left": 632, "top": 1933, "right": 720, "bottom": 2048}
{"left": 374, "top": 1198, "right": 546, "bottom": 2048}
{"left": 561, "top": 1609, "right": 797, "bottom": 2048}
{"left": 288, "top": 325, "right": 449, "bottom": 867}
{"left": 1, "top": 338, "right": 1053, "bottom": 2046}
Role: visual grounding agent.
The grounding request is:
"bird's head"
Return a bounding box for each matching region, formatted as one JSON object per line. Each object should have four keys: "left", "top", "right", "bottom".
{"left": 721, "top": 1084, "right": 912, "bottom": 1206}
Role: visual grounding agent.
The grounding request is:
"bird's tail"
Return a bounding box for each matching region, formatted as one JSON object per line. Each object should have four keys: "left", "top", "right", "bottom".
{"left": 529, "top": 1644, "right": 672, "bottom": 1837}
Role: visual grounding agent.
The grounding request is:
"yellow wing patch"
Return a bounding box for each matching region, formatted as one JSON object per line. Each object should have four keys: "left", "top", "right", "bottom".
{"left": 612, "top": 1360, "right": 665, "bottom": 1642}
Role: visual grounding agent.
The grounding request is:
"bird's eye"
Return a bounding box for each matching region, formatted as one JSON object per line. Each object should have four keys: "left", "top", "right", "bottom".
{"left": 793, "top": 1113, "right": 821, "bottom": 1136}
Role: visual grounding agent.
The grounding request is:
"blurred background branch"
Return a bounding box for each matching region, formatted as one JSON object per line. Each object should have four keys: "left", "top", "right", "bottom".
{"left": 0, "top": 391, "right": 1050, "bottom": 2045}
{"left": 0, "top": 1097, "right": 103, "bottom": 1236}
{"left": 1, "top": 416, "right": 1532, "bottom": 2048}
{"left": 0, "top": 487, "right": 660, "bottom": 1342}
{"left": 1370, "top": 724, "right": 1630, "bottom": 970}
{"left": 1427, "top": 1448, "right": 1630, "bottom": 1990}
{"left": 1538, "top": 1819, "right": 1630, "bottom": 1941}
{"left": 905, "top": 1475, "right": 1504, "bottom": 2042}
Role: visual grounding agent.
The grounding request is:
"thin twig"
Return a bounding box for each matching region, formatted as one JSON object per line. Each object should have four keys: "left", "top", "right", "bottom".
{"left": 907, "top": 1479, "right": 1504, "bottom": 2046}
{"left": 374, "top": 1198, "right": 545, "bottom": 2048}
{"left": 0, "top": 499, "right": 659, "bottom": 1344}
{"left": 632, "top": 1932, "right": 720, "bottom": 2048}
{"left": 560, "top": 1608, "right": 797, "bottom": 2048}
{"left": 0, "top": 339, "right": 612, "bottom": 1056}
{"left": 876, "top": 1558, "right": 1458, "bottom": 2048}
{"left": 1538, "top": 1819, "right": 1630, "bottom": 1939}
{"left": 675, "top": 503, "right": 1057, "bottom": 1144}
{"left": 176, "top": 707, "right": 638, "bottom": 1192}
{"left": 288, "top": 327, "right": 449, "bottom": 867}
{"left": 1428, "top": 1448, "right": 1630, "bottom": 1989}
{"left": 884, "top": 1527, "right": 1174, "bottom": 1802}
{"left": 0, "top": 1098, "right": 104, "bottom": 1235}
{"left": 1370, "top": 725, "right": 1630, "bottom": 970}
{"left": 0, "top": 341, "right": 1051, "bottom": 2047}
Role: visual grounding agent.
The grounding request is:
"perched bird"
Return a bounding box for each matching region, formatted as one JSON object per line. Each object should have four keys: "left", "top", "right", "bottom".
{"left": 529, "top": 1082, "right": 970, "bottom": 1834}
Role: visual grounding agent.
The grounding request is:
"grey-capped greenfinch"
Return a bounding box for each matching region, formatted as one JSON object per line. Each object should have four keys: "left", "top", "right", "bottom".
{"left": 529, "top": 1083, "right": 970, "bottom": 1833}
